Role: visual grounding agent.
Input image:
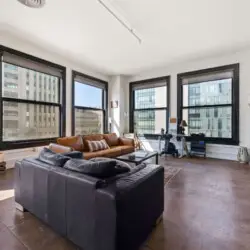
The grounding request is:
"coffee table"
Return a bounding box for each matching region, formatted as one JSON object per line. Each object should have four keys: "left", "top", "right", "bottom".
{"left": 114, "top": 151, "right": 159, "bottom": 165}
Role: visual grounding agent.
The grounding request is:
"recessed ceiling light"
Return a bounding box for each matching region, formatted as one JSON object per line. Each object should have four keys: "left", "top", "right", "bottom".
{"left": 17, "top": 0, "right": 46, "bottom": 8}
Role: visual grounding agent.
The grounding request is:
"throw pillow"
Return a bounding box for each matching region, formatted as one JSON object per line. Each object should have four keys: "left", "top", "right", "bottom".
{"left": 87, "top": 139, "right": 109, "bottom": 152}
{"left": 49, "top": 143, "right": 73, "bottom": 153}
{"left": 38, "top": 148, "right": 70, "bottom": 167}
{"left": 90, "top": 157, "right": 130, "bottom": 174}
{"left": 63, "top": 158, "right": 118, "bottom": 178}
{"left": 62, "top": 151, "right": 83, "bottom": 159}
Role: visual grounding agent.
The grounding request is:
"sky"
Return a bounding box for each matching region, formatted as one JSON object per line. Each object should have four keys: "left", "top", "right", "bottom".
{"left": 74, "top": 82, "right": 102, "bottom": 108}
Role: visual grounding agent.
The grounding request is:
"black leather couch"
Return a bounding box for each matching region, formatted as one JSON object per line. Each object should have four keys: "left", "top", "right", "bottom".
{"left": 15, "top": 157, "right": 164, "bottom": 250}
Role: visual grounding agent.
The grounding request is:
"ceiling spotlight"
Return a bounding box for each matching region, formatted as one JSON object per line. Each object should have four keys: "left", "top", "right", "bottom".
{"left": 17, "top": 0, "right": 46, "bottom": 8}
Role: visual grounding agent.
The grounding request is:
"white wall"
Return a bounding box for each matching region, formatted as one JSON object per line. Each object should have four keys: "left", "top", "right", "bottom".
{"left": 127, "top": 49, "right": 250, "bottom": 160}
{"left": 108, "top": 75, "right": 130, "bottom": 136}
{"left": 0, "top": 31, "right": 110, "bottom": 168}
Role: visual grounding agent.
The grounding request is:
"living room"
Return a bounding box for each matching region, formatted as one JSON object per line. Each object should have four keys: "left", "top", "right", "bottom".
{"left": 1, "top": 0, "right": 250, "bottom": 250}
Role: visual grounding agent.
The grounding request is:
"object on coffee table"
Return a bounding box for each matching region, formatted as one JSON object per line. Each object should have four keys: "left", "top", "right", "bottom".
{"left": 128, "top": 154, "right": 135, "bottom": 160}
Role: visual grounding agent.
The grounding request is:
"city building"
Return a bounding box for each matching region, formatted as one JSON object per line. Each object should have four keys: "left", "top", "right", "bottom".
{"left": 3, "top": 62, "right": 59, "bottom": 141}
{"left": 183, "top": 79, "right": 232, "bottom": 138}
{"left": 75, "top": 109, "right": 103, "bottom": 134}
{"left": 134, "top": 86, "right": 167, "bottom": 134}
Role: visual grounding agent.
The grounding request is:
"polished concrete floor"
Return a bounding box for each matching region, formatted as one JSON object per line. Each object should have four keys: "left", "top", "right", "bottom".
{"left": 1, "top": 157, "right": 250, "bottom": 250}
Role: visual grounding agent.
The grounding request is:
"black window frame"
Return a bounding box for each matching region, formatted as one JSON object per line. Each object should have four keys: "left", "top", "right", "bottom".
{"left": 177, "top": 64, "right": 239, "bottom": 145}
{"left": 129, "top": 76, "right": 170, "bottom": 139}
{"left": 0, "top": 45, "right": 66, "bottom": 150}
{"left": 71, "top": 70, "right": 108, "bottom": 135}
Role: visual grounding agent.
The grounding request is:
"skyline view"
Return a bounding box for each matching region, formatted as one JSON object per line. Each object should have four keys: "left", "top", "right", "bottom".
{"left": 74, "top": 81, "right": 102, "bottom": 109}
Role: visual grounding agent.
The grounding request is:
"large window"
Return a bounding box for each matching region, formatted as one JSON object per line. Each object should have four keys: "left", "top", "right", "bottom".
{"left": 72, "top": 71, "right": 108, "bottom": 135}
{"left": 130, "top": 76, "right": 170, "bottom": 137}
{"left": 0, "top": 46, "right": 66, "bottom": 149}
{"left": 177, "top": 64, "right": 239, "bottom": 145}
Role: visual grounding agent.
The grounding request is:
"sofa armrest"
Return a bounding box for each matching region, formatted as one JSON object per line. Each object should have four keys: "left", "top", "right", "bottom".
{"left": 116, "top": 164, "right": 163, "bottom": 193}
{"left": 49, "top": 143, "right": 73, "bottom": 153}
{"left": 115, "top": 164, "right": 164, "bottom": 250}
{"left": 119, "top": 137, "right": 135, "bottom": 147}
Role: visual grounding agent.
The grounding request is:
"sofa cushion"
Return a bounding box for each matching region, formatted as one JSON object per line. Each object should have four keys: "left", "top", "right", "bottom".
{"left": 83, "top": 134, "right": 104, "bottom": 141}
{"left": 83, "top": 151, "right": 103, "bottom": 160}
{"left": 57, "top": 135, "right": 84, "bottom": 151}
{"left": 121, "top": 145, "right": 135, "bottom": 155}
{"left": 119, "top": 137, "right": 135, "bottom": 147}
{"left": 98, "top": 147, "right": 122, "bottom": 158}
{"left": 63, "top": 158, "right": 118, "bottom": 178}
{"left": 87, "top": 139, "right": 110, "bottom": 152}
{"left": 103, "top": 133, "right": 119, "bottom": 147}
{"left": 38, "top": 148, "right": 70, "bottom": 167}
{"left": 111, "top": 145, "right": 134, "bottom": 155}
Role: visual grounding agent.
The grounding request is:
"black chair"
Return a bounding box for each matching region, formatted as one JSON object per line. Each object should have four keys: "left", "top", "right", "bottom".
{"left": 190, "top": 133, "right": 206, "bottom": 158}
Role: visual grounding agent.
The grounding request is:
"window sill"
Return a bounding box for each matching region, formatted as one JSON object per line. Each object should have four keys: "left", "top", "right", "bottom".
{"left": 184, "top": 136, "right": 239, "bottom": 146}
{"left": 136, "top": 134, "right": 239, "bottom": 146}
{"left": 0, "top": 138, "right": 58, "bottom": 150}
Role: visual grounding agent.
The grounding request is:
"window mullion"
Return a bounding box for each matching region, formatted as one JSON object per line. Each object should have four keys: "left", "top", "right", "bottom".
{"left": 181, "top": 104, "right": 233, "bottom": 109}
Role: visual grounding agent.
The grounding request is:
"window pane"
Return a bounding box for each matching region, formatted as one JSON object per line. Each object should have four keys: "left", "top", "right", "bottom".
{"left": 2, "top": 62, "right": 59, "bottom": 103}
{"left": 134, "top": 110, "right": 166, "bottom": 134}
{"left": 183, "top": 79, "right": 232, "bottom": 106}
{"left": 75, "top": 109, "right": 103, "bottom": 134}
{"left": 3, "top": 101, "right": 60, "bottom": 141}
{"left": 182, "top": 107, "right": 232, "bottom": 138}
{"left": 134, "top": 86, "right": 167, "bottom": 109}
{"left": 74, "top": 82, "right": 102, "bottom": 108}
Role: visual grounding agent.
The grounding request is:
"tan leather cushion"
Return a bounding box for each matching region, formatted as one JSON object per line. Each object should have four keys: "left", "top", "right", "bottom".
{"left": 83, "top": 134, "right": 104, "bottom": 141}
{"left": 49, "top": 143, "right": 73, "bottom": 153}
{"left": 83, "top": 134, "right": 104, "bottom": 151}
{"left": 103, "top": 133, "right": 119, "bottom": 147}
{"left": 83, "top": 151, "right": 103, "bottom": 160}
{"left": 57, "top": 135, "right": 84, "bottom": 151}
{"left": 98, "top": 147, "right": 122, "bottom": 158}
{"left": 111, "top": 145, "right": 134, "bottom": 155}
{"left": 83, "top": 145, "right": 134, "bottom": 159}
{"left": 119, "top": 137, "right": 135, "bottom": 147}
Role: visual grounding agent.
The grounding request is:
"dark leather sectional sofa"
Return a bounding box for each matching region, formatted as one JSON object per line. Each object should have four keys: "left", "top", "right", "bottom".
{"left": 15, "top": 156, "right": 164, "bottom": 250}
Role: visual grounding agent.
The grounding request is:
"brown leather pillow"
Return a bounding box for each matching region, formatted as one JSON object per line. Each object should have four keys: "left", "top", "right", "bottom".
{"left": 57, "top": 135, "right": 84, "bottom": 151}
{"left": 103, "top": 133, "right": 119, "bottom": 147}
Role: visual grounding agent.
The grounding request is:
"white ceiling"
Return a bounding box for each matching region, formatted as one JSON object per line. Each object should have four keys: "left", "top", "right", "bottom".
{"left": 0, "top": 0, "right": 250, "bottom": 75}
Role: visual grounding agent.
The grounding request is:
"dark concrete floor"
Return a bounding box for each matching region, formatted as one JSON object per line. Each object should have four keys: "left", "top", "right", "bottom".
{"left": 1, "top": 157, "right": 250, "bottom": 250}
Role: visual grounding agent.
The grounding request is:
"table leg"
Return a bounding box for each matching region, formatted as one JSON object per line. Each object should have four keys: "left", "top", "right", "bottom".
{"left": 156, "top": 154, "right": 159, "bottom": 165}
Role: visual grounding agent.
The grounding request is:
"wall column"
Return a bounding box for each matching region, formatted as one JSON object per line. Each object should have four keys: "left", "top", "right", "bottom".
{"left": 108, "top": 75, "right": 130, "bottom": 136}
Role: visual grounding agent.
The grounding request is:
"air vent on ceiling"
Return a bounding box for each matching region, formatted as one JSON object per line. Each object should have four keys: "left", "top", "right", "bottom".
{"left": 17, "top": 0, "right": 46, "bottom": 8}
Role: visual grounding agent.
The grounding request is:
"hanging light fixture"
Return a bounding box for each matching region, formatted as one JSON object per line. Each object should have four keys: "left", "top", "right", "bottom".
{"left": 97, "top": 0, "right": 142, "bottom": 44}
{"left": 17, "top": 0, "right": 46, "bottom": 8}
